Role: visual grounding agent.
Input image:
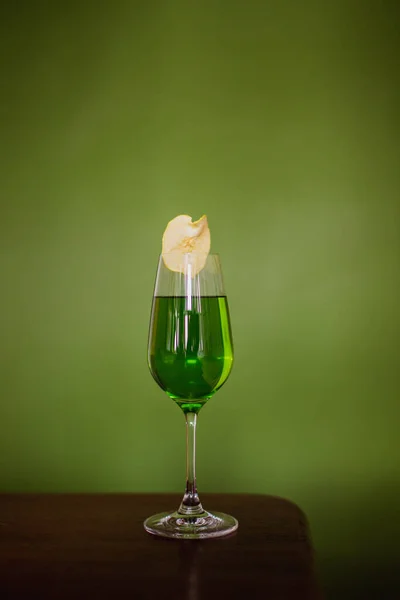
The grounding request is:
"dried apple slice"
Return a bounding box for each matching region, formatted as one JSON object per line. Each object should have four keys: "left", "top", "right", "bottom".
{"left": 162, "top": 214, "right": 211, "bottom": 275}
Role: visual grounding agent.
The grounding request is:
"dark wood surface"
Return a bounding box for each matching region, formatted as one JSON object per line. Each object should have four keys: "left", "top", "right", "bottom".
{"left": 0, "top": 494, "right": 323, "bottom": 599}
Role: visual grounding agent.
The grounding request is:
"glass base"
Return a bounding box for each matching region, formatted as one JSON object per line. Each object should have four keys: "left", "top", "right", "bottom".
{"left": 144, "top": 509, "right": 238, "bottom": 539}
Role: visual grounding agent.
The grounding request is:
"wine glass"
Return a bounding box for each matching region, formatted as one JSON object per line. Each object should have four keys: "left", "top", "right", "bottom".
{"left": 144, "top": 252, "right": 238, "bottom": 539}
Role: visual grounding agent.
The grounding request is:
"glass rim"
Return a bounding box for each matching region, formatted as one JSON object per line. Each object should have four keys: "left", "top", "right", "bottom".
{"left": 159, "top": 252, "right": 221, "bottom": 257}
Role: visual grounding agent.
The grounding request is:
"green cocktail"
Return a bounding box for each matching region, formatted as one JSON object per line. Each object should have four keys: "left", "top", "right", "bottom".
{"left": 144, "top": 214, "right": 238, "bottom": 539}
{"left": 148, "top": 295, "right": 233, "bottom": 413}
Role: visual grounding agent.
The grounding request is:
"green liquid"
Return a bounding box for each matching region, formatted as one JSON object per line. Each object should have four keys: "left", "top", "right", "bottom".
{"left": 148, "top": 296, "right": 233, "bottom": 412}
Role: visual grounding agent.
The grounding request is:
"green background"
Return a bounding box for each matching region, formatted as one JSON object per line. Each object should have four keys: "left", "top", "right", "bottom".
{"left": 1, "top": 1, "right": 399, "bottom": 595}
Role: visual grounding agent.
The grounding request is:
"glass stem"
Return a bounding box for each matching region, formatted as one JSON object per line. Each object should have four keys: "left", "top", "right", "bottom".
{"left": 178, "top": 412, "right": 204, "bottom": 515}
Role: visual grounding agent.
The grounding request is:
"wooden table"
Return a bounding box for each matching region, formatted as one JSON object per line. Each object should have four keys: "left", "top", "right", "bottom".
{"left": 0, "top": 494, "right": 323, "bottom": 599}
